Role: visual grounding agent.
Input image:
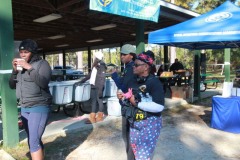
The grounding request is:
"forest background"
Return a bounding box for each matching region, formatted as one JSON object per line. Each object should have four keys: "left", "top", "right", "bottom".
{"left": 44, "top": 0, "right": 240, "bottom": 73}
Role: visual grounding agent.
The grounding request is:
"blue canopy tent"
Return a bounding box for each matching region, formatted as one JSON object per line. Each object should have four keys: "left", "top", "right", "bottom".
{"left": 148, "top": 1, "right": 240, "bottom": 49}
{"left": 148, "top": 1, "right": 240, "bottom": 96}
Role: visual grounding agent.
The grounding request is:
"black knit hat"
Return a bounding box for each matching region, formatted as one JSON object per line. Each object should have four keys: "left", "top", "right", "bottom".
{"left": 19, "top": 39, "right": 38, "bottom": 53}
{"left": 145, "top": 50, "right": 155, "bottom": 60}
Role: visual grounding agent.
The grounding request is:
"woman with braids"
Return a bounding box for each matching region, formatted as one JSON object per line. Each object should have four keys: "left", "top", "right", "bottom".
{"left": 117, "top": 51, "right": 165, "bottom": 160}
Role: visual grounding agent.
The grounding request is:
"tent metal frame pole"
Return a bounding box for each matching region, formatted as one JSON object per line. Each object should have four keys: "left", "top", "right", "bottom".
{"left": 164, "top": 46, "right": 169, "bottom": 71}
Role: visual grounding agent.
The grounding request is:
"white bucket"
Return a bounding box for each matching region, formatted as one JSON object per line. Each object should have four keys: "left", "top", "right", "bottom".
{"left": 107, "top": 97, "right": 121, "bottom": 116}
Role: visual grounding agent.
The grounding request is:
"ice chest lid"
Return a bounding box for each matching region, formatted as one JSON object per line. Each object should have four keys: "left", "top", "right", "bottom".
{"left": 48, "top": 80, "right": 79, "bottom": 87}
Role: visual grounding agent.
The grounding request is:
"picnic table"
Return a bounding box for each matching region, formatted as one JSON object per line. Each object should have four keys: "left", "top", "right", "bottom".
{"left": 200, "top": 73, "right": 220, "bottom": 92}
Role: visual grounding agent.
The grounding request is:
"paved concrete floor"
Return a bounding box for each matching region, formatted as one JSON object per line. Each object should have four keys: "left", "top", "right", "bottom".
{"left": 0, "top": 89, "right": 222, "bottom": 159}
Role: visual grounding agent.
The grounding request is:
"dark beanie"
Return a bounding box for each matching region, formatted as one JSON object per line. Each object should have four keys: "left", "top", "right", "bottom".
{"left": 145, "top": 50, "right": 155, "bottom": 60}
{"left": 19, "top": 39, "right": 38, "bottom": 53}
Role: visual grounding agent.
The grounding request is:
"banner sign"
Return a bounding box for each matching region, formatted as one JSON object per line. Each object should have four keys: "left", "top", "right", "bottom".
{"left": 90, "top": 0, "right": 161, "bottom": 22}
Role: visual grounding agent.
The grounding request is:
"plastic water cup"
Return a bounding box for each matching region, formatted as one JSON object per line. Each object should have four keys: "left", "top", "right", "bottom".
{"left": 16, "top": 58, "right": 24, "bottom": 71}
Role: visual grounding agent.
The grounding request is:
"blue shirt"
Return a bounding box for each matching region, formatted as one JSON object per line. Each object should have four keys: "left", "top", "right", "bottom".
{"left": 21, "top": 105, "right": 50, "bottom": 113}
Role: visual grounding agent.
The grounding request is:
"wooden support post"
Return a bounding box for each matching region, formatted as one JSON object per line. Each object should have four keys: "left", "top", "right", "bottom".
{"left": 88, "top": 47, "right": 91, "bottom": 73}
{"left": 224, "top": 48, "right": 230, "bottom": 82}
{"left": 0, "top": 0, "right": 19, "bottom": 147}
{"left": 164, "top": 46, "right": 169, "bottom": 71}
{"left": 194, "top": 50, "right": 201, "bottom": 97}
{"left": 135, "top": 20, "right": 145, "bottom": 54}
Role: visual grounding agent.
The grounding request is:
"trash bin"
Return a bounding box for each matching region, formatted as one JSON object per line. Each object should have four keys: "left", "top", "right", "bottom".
{"left": 107, "top": 97, "right": 121, "bottom": 116}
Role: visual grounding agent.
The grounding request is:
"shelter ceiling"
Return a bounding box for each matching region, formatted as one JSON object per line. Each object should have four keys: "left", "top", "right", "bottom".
{"left": 12, "top": 0, "right": 198, "bottom": 53}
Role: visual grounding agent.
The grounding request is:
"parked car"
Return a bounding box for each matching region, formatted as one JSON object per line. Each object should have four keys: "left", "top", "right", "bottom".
{"left": 52, "top": 65, "right": 84, "bottom": 80}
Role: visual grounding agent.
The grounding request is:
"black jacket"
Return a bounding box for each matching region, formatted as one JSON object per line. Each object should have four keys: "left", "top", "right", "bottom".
{"left": 80, "top": 59, "right": 106, "bottom": 97}
{"left": 9, "top": 55, "right": 52, "bottom": 107}
{"left": 121, "top": 74, "right": 164, "bottom": 124}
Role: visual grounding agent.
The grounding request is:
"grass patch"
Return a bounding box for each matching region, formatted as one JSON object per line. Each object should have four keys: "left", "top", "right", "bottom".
{"left": 3, "top": 142, "right": 29, "bottom": 160}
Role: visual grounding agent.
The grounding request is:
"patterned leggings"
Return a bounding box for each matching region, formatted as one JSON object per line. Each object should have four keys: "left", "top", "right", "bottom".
{"left": 130, "top": 116, "right": 162, "bottom": 160}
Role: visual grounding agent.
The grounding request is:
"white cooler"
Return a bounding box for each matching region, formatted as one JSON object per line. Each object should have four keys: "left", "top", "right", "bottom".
{"left": 107, "top": 97, "right": 121, "bottom": 116}
{"left": 73, "top": 82, "right": 91, "bottom": 102}
{"left": 103, "top": 78, "right": 118, "bottom": 97}
{"left": 48, "top": 80, "right": 78, "bottom": 105}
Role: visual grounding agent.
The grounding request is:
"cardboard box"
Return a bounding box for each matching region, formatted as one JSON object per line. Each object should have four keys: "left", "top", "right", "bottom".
{"left": 160, "top": 71, "right": 173, "bottom": 77}
{"left": 171, "top": 86, "right": 186, "bottom": 99}
{"left": 171, "top": 86, "right": 193, "bottom": 100}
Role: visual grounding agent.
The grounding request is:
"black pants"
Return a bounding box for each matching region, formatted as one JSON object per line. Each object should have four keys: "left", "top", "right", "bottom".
{"left": 122, "top": 117, "right": 135, "bottom": 160}
{"left": 90, "top": 87, "right": 104, "bottom": 113}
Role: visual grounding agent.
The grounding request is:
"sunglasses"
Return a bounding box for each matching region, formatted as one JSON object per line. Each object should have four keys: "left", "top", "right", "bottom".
{"left": 133, "top": 63, "right": 145, "bottom": 67}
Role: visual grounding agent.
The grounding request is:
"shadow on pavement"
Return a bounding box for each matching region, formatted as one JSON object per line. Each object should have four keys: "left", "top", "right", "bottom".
{"left": 44, "top": 121, "right": 94, "bottom": 160}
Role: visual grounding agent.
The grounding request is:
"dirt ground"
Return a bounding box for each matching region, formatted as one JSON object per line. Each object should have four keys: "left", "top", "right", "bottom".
{"left": 4, "top": 97, "right": 240, "bottom": 160}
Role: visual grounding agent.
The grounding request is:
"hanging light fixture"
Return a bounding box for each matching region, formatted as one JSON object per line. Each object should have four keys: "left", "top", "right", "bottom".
{"left": 33, "top": 13, "right": 62, "bottom": 23}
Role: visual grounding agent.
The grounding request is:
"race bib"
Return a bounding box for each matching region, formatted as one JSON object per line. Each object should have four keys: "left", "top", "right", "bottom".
{"left": 135, "top": 110, "right": 147, "bottom": 121}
